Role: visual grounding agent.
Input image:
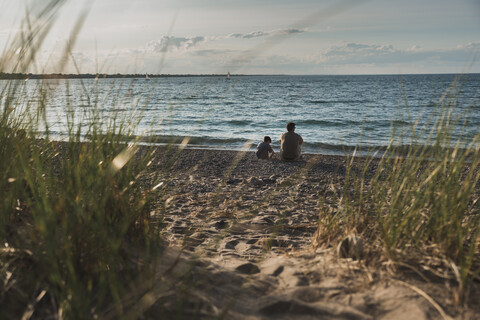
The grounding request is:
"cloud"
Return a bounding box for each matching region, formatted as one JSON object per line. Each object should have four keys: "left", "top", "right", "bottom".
{"left": 227, "top": 28, "right": 307, "bottom": 39}
{"left": 457, "top": 42, "right": 480, "bottom": 50}
{"left": 243, "top": 31, "right": 268, "bottom": 39}
{"left": 190, "top": 49, "right": 236, "bottom": 57}
{"left": 319, "top": 43, "right": 395, "bottom": 63}
{"left": 275, "top": 28, "right": 306, "bottom": 36}
{"left": 316, "top": 42, "right": 480, "bottom": 65}
{"left": 144, "top": 28, "right": 308, "bottom": 55}
{"left": 146, "top": 36, "right": 205, "bottom": 53}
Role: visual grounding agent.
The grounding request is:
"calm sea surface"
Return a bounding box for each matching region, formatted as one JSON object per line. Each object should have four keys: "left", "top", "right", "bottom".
{"left": 6, "top": 74, "right": 480, "bottom": 155}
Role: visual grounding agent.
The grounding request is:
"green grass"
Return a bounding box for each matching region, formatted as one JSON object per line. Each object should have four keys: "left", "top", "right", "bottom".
{"left": 0, "top": 88, "right": 163, "bottom": 318}
{"left": 314, "top": 76, "right": 480, "bottom": 303}
{"left": 0, "top": 3, "right": 165, "bottom": 317}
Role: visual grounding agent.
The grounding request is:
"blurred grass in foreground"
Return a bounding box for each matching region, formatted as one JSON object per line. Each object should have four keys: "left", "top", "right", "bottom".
{"left": 0, "top": 1, "right": 164, "bottom": 318}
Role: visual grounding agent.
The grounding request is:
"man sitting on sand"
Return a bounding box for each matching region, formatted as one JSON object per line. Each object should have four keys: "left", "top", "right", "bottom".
{"left": 280, "top": 122, "right": 303, "bottom": 161}
{"left": 256, "top": 136, "right": 275, "bottom": 159}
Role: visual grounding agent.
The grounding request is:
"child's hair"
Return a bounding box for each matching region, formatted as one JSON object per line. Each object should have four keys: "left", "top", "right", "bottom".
{"left": 264, "top": 136, "right": 272, "bottom": 143}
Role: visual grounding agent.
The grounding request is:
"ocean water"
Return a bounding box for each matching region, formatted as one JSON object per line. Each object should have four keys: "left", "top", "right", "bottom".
{"left": 4, "top": 74, "right": 480, "bottom": 155}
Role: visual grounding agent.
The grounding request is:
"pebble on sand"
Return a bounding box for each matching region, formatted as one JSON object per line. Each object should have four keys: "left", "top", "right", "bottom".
{"left": 336, "top": 235, "right": 364, "bottom": 260}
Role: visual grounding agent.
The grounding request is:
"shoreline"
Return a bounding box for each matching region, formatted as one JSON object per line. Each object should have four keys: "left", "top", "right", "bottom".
{"left": 47, "top": 133, "right": 480, "bottom": 159}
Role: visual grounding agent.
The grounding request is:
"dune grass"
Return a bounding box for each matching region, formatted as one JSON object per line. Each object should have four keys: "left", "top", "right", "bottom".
{"left": 0, "top": 3, "right": 166, "bottom": 318}
{"left": 314, "top": 76, "right": 480, "bottom": 303}
{"left": 0, "top": 80, "right": 165, "bottom": 318}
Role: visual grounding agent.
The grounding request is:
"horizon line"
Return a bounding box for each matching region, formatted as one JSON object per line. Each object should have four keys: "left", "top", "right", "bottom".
{"left": 1, "top": 72, "right": 479, "bottom": 79}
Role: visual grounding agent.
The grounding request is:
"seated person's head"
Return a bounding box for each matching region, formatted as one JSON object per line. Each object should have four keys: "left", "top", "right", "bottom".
{"left": 286, "top": 122, "right": 296, "bottom": 132}
{"left": 264, "top": 136, "right": 272, "bottom": 143}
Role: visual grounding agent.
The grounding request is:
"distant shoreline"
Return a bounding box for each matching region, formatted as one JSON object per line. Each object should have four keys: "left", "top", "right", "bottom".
{"left": 1, "top": 72, "right": 478, "bottom": 80}
{"left": 0, "top": 73, "right": 243, "bottom": 80}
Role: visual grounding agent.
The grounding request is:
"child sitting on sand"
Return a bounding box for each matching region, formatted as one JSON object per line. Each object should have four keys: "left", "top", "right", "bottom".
{"left": 256, "top": 136, "right": 275, "bottom": 159}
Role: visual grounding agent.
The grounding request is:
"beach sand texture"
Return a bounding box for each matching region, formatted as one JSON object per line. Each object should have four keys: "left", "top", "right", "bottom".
{"left": 134, "top": 146, "right": 479, "bottom": 320}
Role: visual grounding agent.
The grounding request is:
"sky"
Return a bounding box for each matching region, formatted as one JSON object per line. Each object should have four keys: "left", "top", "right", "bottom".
{"left": 1, "top": 0, "right": 480, "bottom": 75}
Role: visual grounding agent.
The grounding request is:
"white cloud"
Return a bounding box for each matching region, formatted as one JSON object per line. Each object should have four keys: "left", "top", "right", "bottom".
{"left": 275, "top": 28, "right": 307, "bottom": 36}
{"left": 456, "top": 42, "right": 480, "bottom": 51}
{"left": 241, "top": 31, "right": 268, "bottom": 39}
{"left": 143, "top": 28, "right": 308, "bottom": 55}
{"left": 318, "top": 43, "right": 395, "bottom": 63}
{"left": 227, "top": 28, "right": 307, "bottom": 39}
{"left": 142, "top": 40, "right": 480, "bottom": 74}
{"left": 316, "top": 42, "right": 480, "bottom": 65}
{"left": 29, "top": 38, "right": 480, "bottom": 75}
{"left": 146, "top": 36, "right": 205, "bottom": 53}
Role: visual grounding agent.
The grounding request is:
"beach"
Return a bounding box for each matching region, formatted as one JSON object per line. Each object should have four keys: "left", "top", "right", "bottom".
{"left": 2, "top": 137, "right": 479, "bottom": 318}
{"left": 2, "top": 1, "right": 479, "bottom": 317}
{"left": 137, "top": 145, "right": 479, "bottom": 320}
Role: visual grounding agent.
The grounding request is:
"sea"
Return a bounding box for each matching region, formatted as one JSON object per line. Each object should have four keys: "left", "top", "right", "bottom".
{"left": 4, "top": 74, "right": 480, "bottom": 155}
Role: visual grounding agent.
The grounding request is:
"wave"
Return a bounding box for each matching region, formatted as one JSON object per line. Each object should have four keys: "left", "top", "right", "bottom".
{"left": 298, "top": 118, "right": 407, "bottom": 128}
{"left": 136, "top": 134, "right": 250, "bottom": 147}
{"left": 307, "top": 99, "right": 329, "bottom": 104}
{"left": 369, "top": 119, "right": 410, "bottom": 128}
{"left": 222, "top": 119, "right": 251, "bottom": 126}
{"left": 307, "top": 99, "right": 368, "bottom": 104}
{"left": 300, "top": 119, "right": 367, "bottom": 126}
{"left": 299, "top": 141, "right": 478, "bottom": 158}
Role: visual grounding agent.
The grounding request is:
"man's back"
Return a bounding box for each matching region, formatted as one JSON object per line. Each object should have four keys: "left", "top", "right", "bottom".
{"left": 280, "top": 131, "right": 302, "bottom": 160}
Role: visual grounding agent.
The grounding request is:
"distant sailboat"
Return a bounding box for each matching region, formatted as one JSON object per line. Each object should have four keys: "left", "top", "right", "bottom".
{"left": 226, "top": 72, "right": 231, "bottom": 80}
{"left": 146, "top": 73, "right": 150, "bottom": 80}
